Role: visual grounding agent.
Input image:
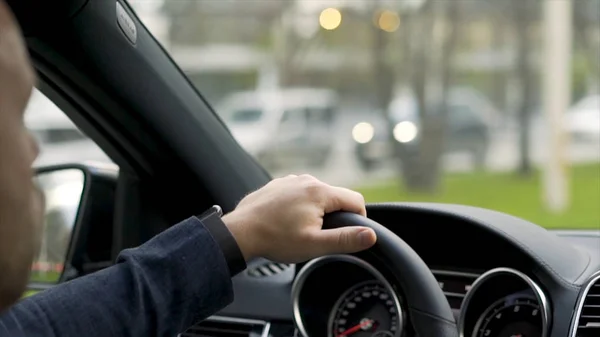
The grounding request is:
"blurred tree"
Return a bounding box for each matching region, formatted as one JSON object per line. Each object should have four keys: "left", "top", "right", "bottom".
{"left": 512, "top": 0, "right": 537, "bottom": 176}
{"left": 372, "top": 0, "right": 462, "bottom": 193}
{"left": 162, "top": 0, "right": 282, "bottom": 45}
{"left": 573, "top": 0, "right": 600, "bottom": 94}
{"left": 490, "top": 1, "right": 509, "bottom": 115}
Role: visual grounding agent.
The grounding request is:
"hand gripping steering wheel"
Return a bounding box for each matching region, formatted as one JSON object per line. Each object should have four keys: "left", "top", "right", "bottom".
{"left": 322, "top": 212, "right": 458, "bottom": 337}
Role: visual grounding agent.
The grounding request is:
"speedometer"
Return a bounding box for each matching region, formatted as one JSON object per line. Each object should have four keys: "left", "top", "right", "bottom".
{"left": 473, "top": 296, "right": 542, "bottom": 337}
{"left": 328, "top": 281, "right": 402, "bottom": 337}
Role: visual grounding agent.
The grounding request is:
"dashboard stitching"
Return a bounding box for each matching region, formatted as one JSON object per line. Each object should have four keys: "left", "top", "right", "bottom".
{"left": 370, "top": 203, "right": 583, "bottom": 290}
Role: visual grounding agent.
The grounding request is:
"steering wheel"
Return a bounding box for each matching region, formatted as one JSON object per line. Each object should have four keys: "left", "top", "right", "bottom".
{"left": 322, "top": 211, "right": 458, "bottom": 337}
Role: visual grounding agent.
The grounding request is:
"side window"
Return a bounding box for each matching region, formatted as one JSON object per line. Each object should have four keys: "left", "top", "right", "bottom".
{"left": 25, "top": 89, "right": 112, "bottom": 167}
{"left": 449, "top": 104, "right": 479, "bottom": 127}
{"left": 25, "top": 89, "right": 112, "bottom": 286}
{"left": 307, "top": 107, "right": 335, "bottom": 126}
{"left": 280, "top": 108, "right": 308, "bottom": 129}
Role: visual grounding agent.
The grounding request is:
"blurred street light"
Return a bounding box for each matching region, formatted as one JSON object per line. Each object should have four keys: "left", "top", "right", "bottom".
{"left": 319, "top": 8, "right": 342, "bottom": 30}
{"left": 352, "top": 122, "right": 374, "bottom": 144}
{"left": 393, "top": 121, "right": 418, "bottom": 143}
{"left": 376, "top": 10, "right": 400, "bottom": 33}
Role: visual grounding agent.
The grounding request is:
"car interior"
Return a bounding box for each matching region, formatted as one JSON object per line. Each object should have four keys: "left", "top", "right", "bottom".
{"left": 9, "top": 1, "right": 600, "bottom": 337}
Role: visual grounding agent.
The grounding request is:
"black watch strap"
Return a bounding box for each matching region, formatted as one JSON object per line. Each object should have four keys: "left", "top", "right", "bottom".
{"left": 198, "top": 205, "right": 246, "bottom": 276}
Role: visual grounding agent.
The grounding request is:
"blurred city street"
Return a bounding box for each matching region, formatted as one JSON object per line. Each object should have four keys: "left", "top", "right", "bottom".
{"left": 271, "top": 110, "right": 600, "bottom": 186}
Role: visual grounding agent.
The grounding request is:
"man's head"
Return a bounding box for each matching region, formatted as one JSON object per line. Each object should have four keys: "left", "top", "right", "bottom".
{"left": 0, "top": 0, "right": 45, "bottom": 311}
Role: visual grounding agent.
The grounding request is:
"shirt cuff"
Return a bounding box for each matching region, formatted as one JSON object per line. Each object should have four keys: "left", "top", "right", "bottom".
{"left": 197, "top": 214, "right": 247, "bottom": 276}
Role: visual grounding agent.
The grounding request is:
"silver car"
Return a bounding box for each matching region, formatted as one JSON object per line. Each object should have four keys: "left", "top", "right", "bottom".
{"left": 218, "top": 88, "right": 339, "bottom": 170}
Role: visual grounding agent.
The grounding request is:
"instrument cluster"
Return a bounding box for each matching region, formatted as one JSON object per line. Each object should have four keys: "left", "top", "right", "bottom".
{"left": 292, "top": 256, "right": 550, "bottom": 337}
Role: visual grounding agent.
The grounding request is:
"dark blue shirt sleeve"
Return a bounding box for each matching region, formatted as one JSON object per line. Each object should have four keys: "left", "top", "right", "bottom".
{"left": 0, "top": 216, "right": 235, "bottom": 337}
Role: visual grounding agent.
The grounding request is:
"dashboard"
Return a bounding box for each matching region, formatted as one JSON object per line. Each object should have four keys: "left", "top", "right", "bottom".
{"left": 186, "top": 203, "right": 600, "bottom": 337}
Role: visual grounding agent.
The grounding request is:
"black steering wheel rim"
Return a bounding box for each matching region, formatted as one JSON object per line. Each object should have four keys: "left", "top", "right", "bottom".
{"left": 321, "top": 211, "right": 458, "bottom": 337}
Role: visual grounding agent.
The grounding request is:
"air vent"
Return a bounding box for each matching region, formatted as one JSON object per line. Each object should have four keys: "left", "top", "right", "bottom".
{"left": 573, "top": 274, "right": 600, "bottom": 337}
{"left": 180, "top": 316, "right": 269, "bottom": 337}
{"left": 432, "top": 269, "right": 479, "bottom": 310}
{"left": 247, "top": 261, "right": 291, "bottom": 277}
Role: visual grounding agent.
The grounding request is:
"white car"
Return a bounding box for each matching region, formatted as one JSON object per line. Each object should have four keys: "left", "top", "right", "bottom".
{"left": 565, "top": 95, "right": 600, "bottom": 143}
{"left": 217, "top": 88, "right": 339, "bottom": 169}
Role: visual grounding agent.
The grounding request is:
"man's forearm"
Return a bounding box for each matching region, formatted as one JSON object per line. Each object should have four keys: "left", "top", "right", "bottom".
{"left": 0, "top": 217, "right": 235, "bottom": 337}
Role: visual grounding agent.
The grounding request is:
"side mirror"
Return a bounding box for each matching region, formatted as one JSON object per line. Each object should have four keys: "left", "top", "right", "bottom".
{"left": 27, "top": 163, "right": 118, "bottom": 294}
{"left": 30, "top": 167, "right": 85, "bottom": 286}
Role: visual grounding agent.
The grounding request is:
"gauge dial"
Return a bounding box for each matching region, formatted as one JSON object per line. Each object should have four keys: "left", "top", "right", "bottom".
{"left": 328, "top": 281, "right": 401, "bottom": 337}
{"left": 473, "top": 297, "right": 543, "bottom": 337}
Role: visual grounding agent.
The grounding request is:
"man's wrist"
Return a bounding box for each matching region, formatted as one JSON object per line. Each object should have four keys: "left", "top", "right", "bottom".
{"left": 198, "top": 207, "right": 247, "bottom": 276}
{"left": 221, "top": 212, "right": 256, "bottom": 262}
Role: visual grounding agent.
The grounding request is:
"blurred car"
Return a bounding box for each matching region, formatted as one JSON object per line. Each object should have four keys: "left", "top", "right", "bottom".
{"left": 564, "top": 95, "right": 600, "bottom": 143}
{"left": 25, "top": 90, "right": 111, "bottom": 167}
{"left": 218, "top": 88, "right": 339, "bottom": 170}
{"left": 353, "top": 87, "right": 496, "bottom": 170}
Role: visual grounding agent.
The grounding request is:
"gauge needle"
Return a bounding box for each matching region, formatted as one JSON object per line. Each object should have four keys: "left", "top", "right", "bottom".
{"left": 335, "top": 319, "right": 374, "bottom": 337}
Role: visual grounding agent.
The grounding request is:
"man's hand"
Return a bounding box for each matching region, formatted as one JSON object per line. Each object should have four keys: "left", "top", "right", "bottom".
{"left": 222, "top": 174, "right": 377, "bottom": 263}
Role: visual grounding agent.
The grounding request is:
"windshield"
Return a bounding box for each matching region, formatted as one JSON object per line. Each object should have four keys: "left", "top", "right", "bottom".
{"left": 131, "top": 0, "right": 600, "bottom": 230}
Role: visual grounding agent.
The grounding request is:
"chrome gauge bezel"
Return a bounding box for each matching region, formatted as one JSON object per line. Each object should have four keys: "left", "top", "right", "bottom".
{"left": 291, "top": 255, "right": 404, "bottom": 337}
{"left": 458, "top": 267, "right": 551, "bottom": 337}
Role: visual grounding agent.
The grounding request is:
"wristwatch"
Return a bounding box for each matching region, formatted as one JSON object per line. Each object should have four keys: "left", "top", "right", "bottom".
{"left": 199, "top": 205, "right": 223, "bottom": 220}
{"left": 198, "top": 205, "right": 246, "bottom": 276}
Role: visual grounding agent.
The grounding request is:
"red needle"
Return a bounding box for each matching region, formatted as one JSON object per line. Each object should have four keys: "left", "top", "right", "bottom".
{"left": 335, "top": 319, "right": 374, "bottom": 337}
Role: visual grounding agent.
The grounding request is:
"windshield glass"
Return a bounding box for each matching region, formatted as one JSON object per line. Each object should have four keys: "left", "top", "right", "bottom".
{"left": 131, "top": 0, "right": 600, "bottom": 230}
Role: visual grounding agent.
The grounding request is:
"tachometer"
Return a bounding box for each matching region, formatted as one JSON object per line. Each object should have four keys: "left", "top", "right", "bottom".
{"left": 328, "top": 281, "right": 401, "bottom": 337}
{"left": 473, "top": 296, "right": 542, "bottom": 337}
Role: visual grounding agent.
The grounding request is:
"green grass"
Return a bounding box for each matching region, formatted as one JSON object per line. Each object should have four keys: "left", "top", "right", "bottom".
{"left": 22, "top": 290, "right": 39, "bottom": 298}
{"left": 23, "top": 271, "right": 61, "bottom": 298}
{"left": 29, "top": 270, "right": 61, "bottom": 283}
{"left": 355, "top": 163, "right": 600, "bottom": 229}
